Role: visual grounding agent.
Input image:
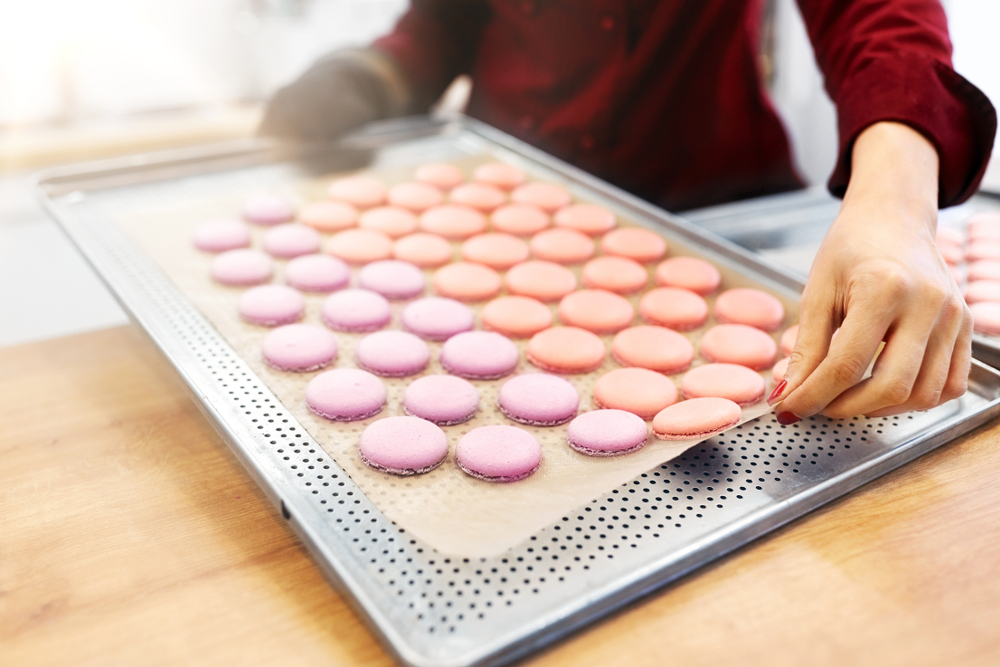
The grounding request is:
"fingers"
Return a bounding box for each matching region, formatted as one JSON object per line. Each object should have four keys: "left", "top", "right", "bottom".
{"left": 778, "top": 299, "right": 894, "bottom": 420}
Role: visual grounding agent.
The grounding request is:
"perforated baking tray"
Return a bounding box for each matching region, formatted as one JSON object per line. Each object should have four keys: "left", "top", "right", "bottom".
{"left": 35, "top": 118, "right": 1000, "bottom": 667}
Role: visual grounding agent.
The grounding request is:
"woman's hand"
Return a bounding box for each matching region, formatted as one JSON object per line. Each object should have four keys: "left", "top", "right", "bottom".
{"left": 770, "top": 122, "right": 972, "bottom": 422}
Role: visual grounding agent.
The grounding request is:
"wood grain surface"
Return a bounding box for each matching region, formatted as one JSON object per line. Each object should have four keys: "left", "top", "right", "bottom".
{"left": 3, "top": 325, "right": 1000, "bottom": 667}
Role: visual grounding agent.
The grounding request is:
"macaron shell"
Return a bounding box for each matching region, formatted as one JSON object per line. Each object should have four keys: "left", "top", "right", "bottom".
{"left": 241, "top": 192, "right": 295, "bottom": 225}
{"left": 355, "top": 330, "right": 431, "bottom": 377}
{"left": 402, "top": 375, "right": 480, "bottom": 425}
{"left": 553, "top": 203, "right": 616, "bottom": 236}
{"left": 440, "top": 331, "right": 519, "bottom": 380}
{"left": 558, "top": 289, "right": 635, "bottom": 334}
{"left": 455, "top": 425, "right": 542, "bottom": 482}
{"left": 358, "top": 416, "right": 449, "bottom": 475}
{"left": 433, "top": 262, "right": 503, "bottom": 302}
{"left": 449, "top": 182, "right": 507, "bottom": 212}
{"left": 526, "top": 326, "right": 606, "bottom": 373}
{"left": 401, "top": 297, "right": 475, "bottom": 341}
{"left": 284, "top": 254, "right": 351, "bottom": 293}
{"left": 461, "top": 233, "right": 530, "bottom": 269}
{"left": 419, "top": 205, "right": 489, "bottom": 240}
{"left": 262, "top": 223, "right": 321, "bottom": 258}
{"left": 388, "top": 182, "right": 445, "bottom": 212}
{"left": 357, "top": 260, "right": 427, "bottom": 300}
{"left": 601, "top": 227, "right": 667, "bottom": 263}
{"left": 611, "top": 325, "right": 694, "bottom": 374}
{"left": 261, "top": 324, "right": 338, "bottom": 372}
{"left": 582, "top": 256, "right": 648, "bottom": 294}
{"left": 490, "top": 204, "right": 550, "bottom": 236}
{"left": 325, "top": 228, "right": 394, "bottom": 264}
{"left": 210, "top": 249, "right": 274, "bottom": 286}
{"left": 504, "top": 261, "right": 577, "bottom": 302}
{"left": 639, "top": 287, "right": 709, "bottom": 331}
{"left": 567, "top": 409, "right": 649, "bottom": 457}
{"left": 780, "top": 324, "right": 800, "bottom": 357}
{"left": 328, "top": 176, "right": 387, "bottom": 209}
{"left": 238, "top": 285, "right": 305, "bottom": 326}
{"left": 305, "top": 368, "right": 387, "bottom": 421}
{"left": 193, "top": 219, "right": 251, "bottom": 252}
{"left": 592, "top": 367, "right": 678, "bottom": 419}
{"left": 654, "top": 256, "right": 721, "bottom": 295}
{"left": 393, "top": 232, "right": 454, "bottom": 268}
{"left": 971, "top": 301, "right": 1000, "bottom": 335}
{"left": 530, "top": 228, "right": 596, "bottom": 264}
{"left": 415, "top": 163, "right": 465, "bottom": 190}
{"left": 473, "top": 162, "right": 526, "bottom": 190}
{"left": 300, "top": 200, "right": 359, "bottom": 233}
{"left": 652, "top": 397, "right": 743, "bottom": 441}
{"left": 480, "top": 295, "right": 553, "bottom": 338}
{"left": 511, "top": 182, "right": 572, "bottom": 212}
{"left": 359, "top": 206, "right": 420, "bottom": 238}
{"left": 680, "top": 363, "right": 766, "bottom": 406}
{"left": 700, "top": 323, "right": 778, "bottom": 370}
{"left": 714, "top": 287, "right": 786, "bottom": 332}
{"left": 497, "top": 373, "right": 580, "bottom": 426}
{"left": 320, "top": 288, "right": 392, "bottom": 332}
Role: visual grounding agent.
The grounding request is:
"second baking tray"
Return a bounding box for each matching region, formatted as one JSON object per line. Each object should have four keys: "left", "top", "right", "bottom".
{"left": 35, "top": 117, "right": 1000, "bottom": 667}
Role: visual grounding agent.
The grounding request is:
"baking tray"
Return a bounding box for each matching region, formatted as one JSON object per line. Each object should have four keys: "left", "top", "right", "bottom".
{"left": 35, "top": 117, "right": 1000, "bottom": 667}
{"left": 683, "top": 186, "right": 1000, "bottom": 369}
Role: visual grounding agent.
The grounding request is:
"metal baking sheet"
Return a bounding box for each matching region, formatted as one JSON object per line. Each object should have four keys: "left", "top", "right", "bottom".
{"left": 683, "top": 185, "right": 1000, "bottom": 369}
{"left": 35, "top": 117, "right": 1000, "bottom": 667}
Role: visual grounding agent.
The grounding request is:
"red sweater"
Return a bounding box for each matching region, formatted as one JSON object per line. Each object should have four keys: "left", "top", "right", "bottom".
{"left": 374, "top": 0, "right": 995, "bottom": 211}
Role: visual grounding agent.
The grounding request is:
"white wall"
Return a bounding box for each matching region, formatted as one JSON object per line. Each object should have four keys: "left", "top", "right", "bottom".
{"left": 769, "top": 0, "right": 1000, "bottom": 191}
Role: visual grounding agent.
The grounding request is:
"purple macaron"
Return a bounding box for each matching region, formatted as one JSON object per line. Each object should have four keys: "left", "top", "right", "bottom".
{"left": 566, "top": 409, "right": 649, "bottom": 457}
{"left": 321, "top": 288, "right": 392, "bottom": 332}
{"left": 455, "top": 425, "right": 542, "bottom": 483}
{"left": 401, "top": 297, "right": 475, "bottom": 341}
{"left": 355, "top": 330, "right": 431, "bottom": 377}
{"left": 497, "top": 373, "right": 580, "bottom": 426}
{"left": 358, "top": 416, "right": 450, "bottom": 475}
{"left": 305, "top": 368, "right": 387, "bottom": 421}
{"left": 440, "top": 330, "right": 519, "bottom": 380}
{"left": 402, "top": 374, "right": 480, "bottom": 425}
{"left": 261, "top": 323, "right": 338, "bottom": 372}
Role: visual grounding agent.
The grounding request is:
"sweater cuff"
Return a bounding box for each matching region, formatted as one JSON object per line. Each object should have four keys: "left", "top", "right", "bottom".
{"left": 829, "top": 52, "right": 996, "bottom": 208}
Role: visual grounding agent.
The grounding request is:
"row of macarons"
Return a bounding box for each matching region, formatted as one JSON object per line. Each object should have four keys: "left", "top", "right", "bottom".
{"left": 244, "top": 281, "right": 791, "bottom": 375}
{"left": 314, "top": 369, "right": 750, "bottom": 481}
{"left": 935, "top": 211, "right": 1000, "bottom": 335}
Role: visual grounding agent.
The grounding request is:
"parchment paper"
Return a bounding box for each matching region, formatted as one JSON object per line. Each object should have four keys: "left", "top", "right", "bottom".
{"left": 114, "top": 157, "right": 794, "bottom": 558}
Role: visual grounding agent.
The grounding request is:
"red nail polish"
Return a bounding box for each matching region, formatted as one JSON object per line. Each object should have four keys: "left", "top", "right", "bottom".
{"left": 777, "top": 411, "right": 800, "bottom": 425}
{"left": 767, "top": 379, "right": 787, "bottom": 406}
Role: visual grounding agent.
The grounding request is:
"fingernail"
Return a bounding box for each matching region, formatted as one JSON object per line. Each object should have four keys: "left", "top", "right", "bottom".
{"left": 767, "top": 379, "right": 788, "bottom": 406}
{"left": 777, "top": 411, "right": 800, "bottom": 426}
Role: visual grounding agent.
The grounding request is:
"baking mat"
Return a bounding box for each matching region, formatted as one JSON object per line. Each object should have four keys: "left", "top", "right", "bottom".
{"left": 114, "top": 156, "right": 791, "bottom": 558}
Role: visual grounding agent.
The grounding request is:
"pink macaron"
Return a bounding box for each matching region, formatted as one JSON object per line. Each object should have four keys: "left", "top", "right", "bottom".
{"left": 210, "top": 249, "right": 274, "bottom": 286}
{"left": 700, "top": 324, "right": 778, "bottom": 370}
{"left": 284, "top": 254, "right": 351, "bottom": 293}
{"left": 680, "top": 363, "right": 766, "bottom": 406}
{"left": 358, "top": 416, "right": 449, "bottom": 475}
{"left": 401, "top": 297, "right": 475, "bottom": 341}
{"left": 354, "top": 330, "right": 430, "bottom": 377}
{"left": 262, "top": 223, "right": 321, "bottom": 258}
{"left": 320, "top": 288, "right": 392, "bottom": 332}
{"left": 192, "top": 219, "right": 251, "bottom": 252}
{"left": 238, "top": 285, "right": 305, "bottom": 326}
{"left": 261, "top": 324, "right": 338, "bottom": 372}
{"left": 652, "top": 397, "right": 742, "bottom": 441}
{"left": 566, "top": 409, "right": 649, "bottom": 457}
{"left": 357, "top": 259, "right": 427, "bottom": 300}
{"left": 440, "top": 331, "right": 520, "bottom": 380}
{"left": 714, "top": 287, "right": 786, "bottom": 332}
{"left": 305, "top": 368, "right": 387, "bottom": 421}
{"left": 241, "top": 192, "right": 295, "bottom": 226}
{"left": 455, "top": 425, "right": 542, "bottom": 482}
{"left": 497, "top": 373, "right": 580, "bottom": 426}
{"left": 402, "top": 374, "right": 480, "bottom": 425}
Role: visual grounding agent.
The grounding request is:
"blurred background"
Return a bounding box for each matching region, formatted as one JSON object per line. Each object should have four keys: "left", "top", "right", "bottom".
{"left": 1, "top": 0, "right": 998, "bottom": 348}
{"left": 1, "top": 0, "right": 998, "bottom": 185}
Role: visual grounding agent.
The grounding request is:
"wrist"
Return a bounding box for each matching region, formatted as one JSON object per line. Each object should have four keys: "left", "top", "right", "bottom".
{"left": 842, "top": 121, "right": 940, "bottom": 226}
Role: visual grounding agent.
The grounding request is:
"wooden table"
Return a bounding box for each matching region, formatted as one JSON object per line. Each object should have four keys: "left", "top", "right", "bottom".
{"left": 3, "top": 324, "right": 1000, "bottom": 667}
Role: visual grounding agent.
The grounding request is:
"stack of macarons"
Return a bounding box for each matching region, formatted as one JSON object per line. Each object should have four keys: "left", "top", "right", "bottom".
{"left": 194, "top": 160, "right": 806, "bottom": 483}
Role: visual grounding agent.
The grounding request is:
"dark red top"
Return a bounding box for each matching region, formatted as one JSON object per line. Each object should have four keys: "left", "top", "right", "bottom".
{"left": 374, "top": 0, "right": 995, "bottom": 211}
